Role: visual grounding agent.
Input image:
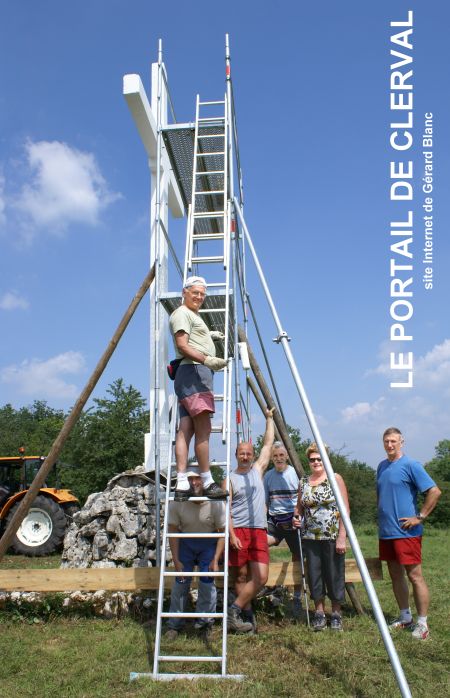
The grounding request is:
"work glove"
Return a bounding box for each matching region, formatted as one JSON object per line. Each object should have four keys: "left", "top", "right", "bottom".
{"left": 204, "top": 356, "right": 228, "bottom": 371}
{"left": 210, "top": 331, "right": 225, "bottom": 341}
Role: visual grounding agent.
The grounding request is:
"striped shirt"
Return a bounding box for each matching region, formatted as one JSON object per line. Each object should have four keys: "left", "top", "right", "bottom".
{"left": 264, "top": 465, "right": 299, "bottom": 516}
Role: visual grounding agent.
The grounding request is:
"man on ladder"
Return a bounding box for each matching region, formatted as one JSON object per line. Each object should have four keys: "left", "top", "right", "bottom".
{"left": 169, "top": 275, "right": 228, "bottom": 502}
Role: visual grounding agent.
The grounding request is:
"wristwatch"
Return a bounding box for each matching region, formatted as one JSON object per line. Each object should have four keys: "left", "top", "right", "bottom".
{"left": 417, "top": 513, "right": 426, "bottom": 521}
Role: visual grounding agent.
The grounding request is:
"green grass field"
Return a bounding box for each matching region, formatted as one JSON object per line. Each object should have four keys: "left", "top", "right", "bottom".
{"left": 0, "top": 527, "right": 448, "bottom": 698}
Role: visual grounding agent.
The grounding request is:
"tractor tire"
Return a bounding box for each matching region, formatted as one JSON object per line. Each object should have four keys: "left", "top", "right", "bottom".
{"left": 6, "top": 495, "right": 68, "bottom": 556}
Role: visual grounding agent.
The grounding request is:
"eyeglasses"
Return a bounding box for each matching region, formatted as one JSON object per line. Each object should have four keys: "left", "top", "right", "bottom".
{"left": 309, "top": 457, "right": 322, "bottom": 463}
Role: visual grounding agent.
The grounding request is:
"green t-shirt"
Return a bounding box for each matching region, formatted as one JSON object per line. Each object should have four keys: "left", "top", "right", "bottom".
{"left": 169, "top": 304, "right": 215, "bottom": 364}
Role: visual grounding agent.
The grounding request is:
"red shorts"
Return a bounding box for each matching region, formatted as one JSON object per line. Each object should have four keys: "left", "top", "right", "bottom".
{"left": 229, "top": 527, "right": 269, "bottom": 567}
{"left": 379, "top": 536, "right": 422, "bottom": 565}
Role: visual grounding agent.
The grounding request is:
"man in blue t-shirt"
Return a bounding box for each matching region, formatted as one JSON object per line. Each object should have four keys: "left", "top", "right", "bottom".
{"left": 377, "top": 427, "right": 441, "bottom": 640}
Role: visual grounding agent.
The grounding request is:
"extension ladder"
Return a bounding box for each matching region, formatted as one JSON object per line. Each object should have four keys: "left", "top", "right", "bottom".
{"left": 152, "top": 94, "right": 241, "bottom": 681}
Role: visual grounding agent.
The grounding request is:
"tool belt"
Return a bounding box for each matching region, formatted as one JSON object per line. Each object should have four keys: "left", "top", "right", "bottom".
{"left": 167, "top": 358, "right": 182, "bottom": 380}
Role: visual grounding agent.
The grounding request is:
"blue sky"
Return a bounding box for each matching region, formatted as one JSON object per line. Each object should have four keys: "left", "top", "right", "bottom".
{"left": 1, "top": 1, "right": 449, "bottom": 468}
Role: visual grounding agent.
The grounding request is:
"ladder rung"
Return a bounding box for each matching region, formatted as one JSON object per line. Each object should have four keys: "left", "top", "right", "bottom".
{"left": 148, "top": 673, "right": 245, "bottom": 681}
{"left": 191, "top": 256, "right": 224, "bottom": 264}
{"left": 198, "top": 308, "right": 226, "bottom": 314}
{"left": 170, "top": 460, "right": 227, "bottom": 466}
{"left": 195, "top": 190, "right": 225, "bottom": 196}
{"left": 193, "top": 212, "right": 225, "bottom": 218}
{"left": 192, "top": 234, "right": 225, "bottom": 241}
{"left": 198, "top": 117, "right": 225, "bottom": 123}
{"left": 199, "top": 100, "right": 225, "bottom": 106}
{"left": 165, "top": 532, "right": 225, "bottom": 539}
{"left": 213, "top": 395, "right": 224, "bottom": 401}
{"left": 197, "top": 151, "right": 225, "bottom": 156}
{"left": 161, "top": 612, "right": 224, "bottom": 618}
{"left": 205, "top": 282, "right": 227, "bottom": 287}
{"left": 197, "top": 134, "right": 225, "bottom": 139}
{"left": 159, "top": 656, "right": 222, "bottom": 663}
{"left": 210, "top": 425, "right": 223, "bottom": 433}
{"left": 163, "top": 571, "right": 224, "bottom": 577}
{"left": 196, "top": 170, "right": 225, "bottom": 176}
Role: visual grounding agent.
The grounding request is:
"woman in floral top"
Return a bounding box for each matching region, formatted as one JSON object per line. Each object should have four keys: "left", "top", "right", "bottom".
{"left": 293, "top": 443, "right": 350, "bottom": 631}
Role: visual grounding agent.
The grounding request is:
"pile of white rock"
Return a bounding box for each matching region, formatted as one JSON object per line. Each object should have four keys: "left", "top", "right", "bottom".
{"left": 61, "top": 466, "right": 165, "bottom": 569}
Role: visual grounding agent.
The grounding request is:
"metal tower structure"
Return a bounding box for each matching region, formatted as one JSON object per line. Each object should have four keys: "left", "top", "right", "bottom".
{"left": 124, "top": 37, "right": 413, "bottom": 696}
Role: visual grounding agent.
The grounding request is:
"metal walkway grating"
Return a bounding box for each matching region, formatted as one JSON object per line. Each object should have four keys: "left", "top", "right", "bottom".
{"left": 162, "top": 124, "right": 227, "bottom": 235}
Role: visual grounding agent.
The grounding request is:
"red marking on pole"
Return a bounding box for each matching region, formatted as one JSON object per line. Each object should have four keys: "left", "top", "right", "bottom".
{"left": 236, "top": 409, "right": 241, "bottom": 424}
{"left": 226, "top": 65, "right": 231, "bottom": 78}
{"left": 230, "top": 218, "right": 236, "bottom": 232}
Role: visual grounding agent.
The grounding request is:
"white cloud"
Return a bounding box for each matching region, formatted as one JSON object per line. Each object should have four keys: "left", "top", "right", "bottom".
{"left": 341, "top": 397, "right": 385, "bottom": 423}
{"left": 14, "top": 140, "right": 120, "bottom": 234}
{"left": 415, "top": 339, "right": 450, "bottom": 388}
{"left": 331, "top": 338, "right": 450, "bottom": 465}
{"left": 1, "top": 351, "right": 85, "bottom": 400}
{"left": 0, "top": 291, "right": 29, "bottom": 311}
{"left": 0, "top": 172, "right": 6, "bottom": 227}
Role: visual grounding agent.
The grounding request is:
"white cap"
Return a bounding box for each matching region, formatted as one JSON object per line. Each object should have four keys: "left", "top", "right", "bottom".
{"left": 186, "top": 468, "right": 201, "bottom": 478}
{"left": 184, "top": 276, "right": 207, "bottom": 290}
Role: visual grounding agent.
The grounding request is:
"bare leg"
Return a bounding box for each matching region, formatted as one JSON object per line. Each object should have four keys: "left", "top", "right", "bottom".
{"left": 234, "top": 561, "right": 268, "bottom": 610}
{"left": 175, "top": 416, "right": 195, "bottom": 472}
{"left": 233, "top": 563, "right": 249, "bottom": 607}
{"left": 315, "top": 598, "right": 325, "bottom": 613}
{"left": 387, "top": 559, "right": 410, "bottom": 610}
{"left": 331, "top": 601, "right": 341, "bottom": 614}
{"left": 405, "top": 563, "right": 430, "bottom": 616}
{"left": 192, "top": 411, "right": 212, "bottom": 472}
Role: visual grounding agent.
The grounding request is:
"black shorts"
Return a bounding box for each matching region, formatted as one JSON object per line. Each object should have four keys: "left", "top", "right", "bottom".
{"left": 267, "top": 517, "right": 300, "bottom": 558}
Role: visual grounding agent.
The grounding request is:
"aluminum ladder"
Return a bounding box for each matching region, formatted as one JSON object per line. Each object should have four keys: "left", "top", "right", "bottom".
{"left": 150, "top": 94, "right": 241, "bottom": 681}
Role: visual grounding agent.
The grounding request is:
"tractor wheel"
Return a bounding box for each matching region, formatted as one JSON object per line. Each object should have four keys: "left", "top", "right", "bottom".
{"left": 6, "top": 495, "right": 68, "bottom": 556}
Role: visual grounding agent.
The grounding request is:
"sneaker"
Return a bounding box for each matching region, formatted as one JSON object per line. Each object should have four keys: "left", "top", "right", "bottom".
{"left": 311, "top": 612, "right": 327, "bottom": 632}
{"left": 389, "top": 617, "right": 414, "bottom": 630}
{"left": 411, "top": 622, "right": 430, "bottom": 640}
{"left": 164, "top": 628, "right": 179, "bottom": 640}
{"left": 227, "top": 606, "right": 253, "bottom": 634}
{"left": 330, "top": 613, "right": 343, "bottom": 631}
{"left": 203, "top": 482, "right": 228, "bottom": 499}
{"left": 174, "top": 486, "right": 194, "bottom": 502}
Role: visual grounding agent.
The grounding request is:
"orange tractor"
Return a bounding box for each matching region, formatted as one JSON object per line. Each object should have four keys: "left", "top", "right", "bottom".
{"left": 0, "top": 453, "right": 79, "bottom": 556}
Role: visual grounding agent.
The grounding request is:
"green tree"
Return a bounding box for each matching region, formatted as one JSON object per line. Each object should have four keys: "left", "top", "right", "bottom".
{"left": 422, "top": 440, "right": 450, "bottom": 527}
{"left": 60, "top": 379, "right": 148, "bottom": 502}
{"left": 0, "top": 401, "right": 65, "bottom": 456}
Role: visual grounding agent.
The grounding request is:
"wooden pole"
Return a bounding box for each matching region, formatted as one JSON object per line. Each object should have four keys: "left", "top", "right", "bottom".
{"left": 238, "top": 325, "right": 304, "bottom": 476}
{"left": 246, "top": 376, "right": 281, "bottom": 442}
{"left": 0, "top": 265, "right": 156, "bottom": 562}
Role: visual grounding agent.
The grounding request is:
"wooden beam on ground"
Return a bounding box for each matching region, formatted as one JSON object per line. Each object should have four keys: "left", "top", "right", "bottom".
{"left": 238, "top": 325, "right": 304, "bottom": 476}
{"left": 0, "top": 265, "right": 156, "bottom": 562}
{"left": 0, "top": 558, "right": 382, "bottom": 592}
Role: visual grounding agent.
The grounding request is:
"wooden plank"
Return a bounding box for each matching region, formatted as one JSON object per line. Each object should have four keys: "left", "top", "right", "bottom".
{"left": 0, "top": 558, "right": 382, "bottom": 593}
